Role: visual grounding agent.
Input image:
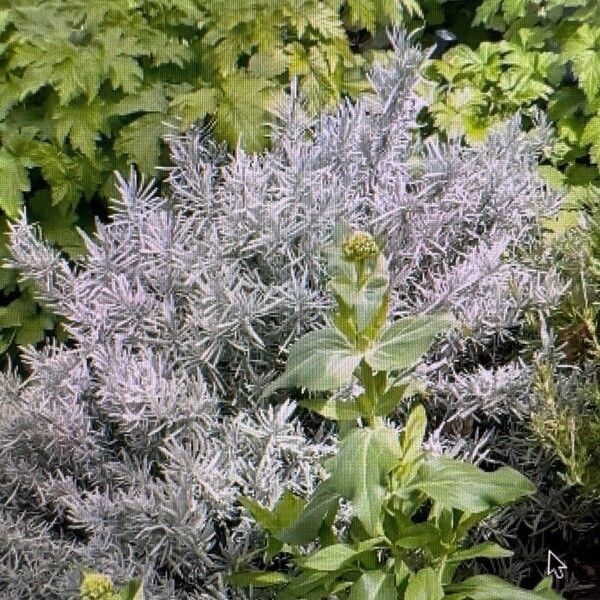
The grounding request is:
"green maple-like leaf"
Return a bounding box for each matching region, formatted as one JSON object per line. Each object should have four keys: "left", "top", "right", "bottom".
{"left": 169, "top": 86, "right": 219, "bottom": 130}
{"left": 0, "top": 149, "right": 30, "bottom": 218}
{"left": 571, "top": 49, "right": 600, "bottom": 102}
{"left": 107, "top": 55, "right": 144, "bottom": 95}
{"left": 52, "top": 97, "right": 110, "bottom": 159}
{"left": 213, "top": 74, "right": 278, "bottom": 152}
{"left": 114, "top": 112, "right": 175, "bottom": 175}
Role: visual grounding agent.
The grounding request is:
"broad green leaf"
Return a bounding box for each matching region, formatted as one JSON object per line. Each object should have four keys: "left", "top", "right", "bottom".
{"left": 447, "top": 541, "right": 513, "bottom": 563}
{"left": 226, "top": 570, "right": 290, "bottom": 588}
{"left": 366, "top": 314, "right": 454, "bottom": 372}
{"left": 348, "top": 570, "right": 396, "bottom": 600}
{"left": 413, "top": 456, "right": 535, "bottom": 513}
{"left": 275, "top": 484, "right": 341, "bottom": 546}
{"left": 581, "top": 115, "right": 600, "bottom": 161}
{"left": 445, "top": 575, "right": 560, "bottom": 600}
{"left": 14, "top": 310, "right": 55, "bottom": 345}
{"left": 502, "top": 0, "right": 529, "bottom": 22}
{"left": 299, "top": 397, "right": 362, "bottom": 420}
{"left": 546, "top": 86, "right": 585, "bottom": 122}
{"left": 473, "top": 0, "right": 503, "bottom": 27}
{"left": 261, "top": 327, "right": 362, "bottom": 397}
{"left": 271, "top": 490, "right": 307, "bottom": 532}
{"left": 401, "top": 404, "right": 427, "bottom": 462}
{"left": 297, "top": 537, "right": 385, "bottom": 571}
{"left": 248, "top": 48, "right": 289, "bottom": 78}
{"left": 239, "top": 497, "right": 279, "bottom": 533}
{"left": 0, "top": 298, "right": 29, "bottom": 329}
{"left": 455, "top": 510, "right": 494, "bottom": 541}
{"left": 571, "top": 50, "right": 600, "bottom": 102}
{"left": 330, "top": 427, "right": 401, "bottom": 537}
{"left": 50, "top": 49, "right": 104, "bottom": 103}
{"left": 330, "top": 275, "right": 389, "bottom": 334}
{"left": 391, "top": 403, "right": 427, "bottom": 487}
{"left": 536, "top": 165, "right": 566, "bottom": 191}
{"left": 374, "top": 379, "right": 426, "bottom": 416}
{"left": 112, "top": 83, "right": 170, "bottom": 116}
{"left": 278, "top": 427, "right": 400, "bottom": 544}
{"left": 108, "top": 55, "right": 144, "bottom": 95}
{"left": 27, "top": 190, "right": 85, "bottom": 258}
{"left": 405, "top": 567, "right": 444, "bottom": 600}
{"left": 441, "top": 561, "right": 459, "bottom": 586}
{"left": 394, "top": 559, "right": 412, "bottom": 588}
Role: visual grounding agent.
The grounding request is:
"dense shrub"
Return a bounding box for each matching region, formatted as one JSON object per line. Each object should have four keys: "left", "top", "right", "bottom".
{"left": 1, "top": 29, "right": 593, "bottom": 597}
{"left": 0, "top": 0, "right": 422, "bottom": 362}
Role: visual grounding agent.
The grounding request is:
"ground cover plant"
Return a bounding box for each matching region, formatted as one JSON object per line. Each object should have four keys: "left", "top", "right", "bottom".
{"left": 1, "top": 27, "right": 597, "bottom": 598}
{"left": 0, "top": 0, "right": 421, "bottom": 362}
{"left": 229, "top": 225, "right": 560, "bottom": 599}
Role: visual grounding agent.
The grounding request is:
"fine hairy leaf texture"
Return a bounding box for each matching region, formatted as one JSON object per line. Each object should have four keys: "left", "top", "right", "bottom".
{"left": 0, "top": 28, "right": 582, "bottom": 598}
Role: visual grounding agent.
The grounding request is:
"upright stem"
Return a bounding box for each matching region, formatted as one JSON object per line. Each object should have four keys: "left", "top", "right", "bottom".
{"left": 360, "top": 360, "right": 385, "bottom": 428}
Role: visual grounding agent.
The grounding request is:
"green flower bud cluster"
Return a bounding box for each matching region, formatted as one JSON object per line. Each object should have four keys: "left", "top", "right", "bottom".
{"left": 341, "top": 231, "right": 379, "bottom": 262}
{"left": 80, "top": 572, "right": 119, "bottom": 600}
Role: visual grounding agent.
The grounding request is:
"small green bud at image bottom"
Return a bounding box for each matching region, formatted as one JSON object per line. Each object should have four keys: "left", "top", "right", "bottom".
{"left": 80, "top": 572, "right": 117, "bottom": 600}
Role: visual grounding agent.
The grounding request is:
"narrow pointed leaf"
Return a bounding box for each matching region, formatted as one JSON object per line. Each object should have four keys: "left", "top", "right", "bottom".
{"left": 275, "top": 485, "right": 340, "bottom": 545}
{"left": 375, "top": 380, "right": 426, "bottom": 416}
{"left": 401, "top": 404, "right": 427, "bottom": 461}
{"left": 278, "top": 570, "right": 336, "bottom": 599}
{"left": 119, "top": 580, "right": 144, "bottom": 600}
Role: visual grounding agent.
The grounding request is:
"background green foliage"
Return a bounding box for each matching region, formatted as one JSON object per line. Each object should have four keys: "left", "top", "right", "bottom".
{"left": 0, "top": 0, "right": 423, "bottom": 364}
{"left": 420, "top": 0, "right": 600, "bottom": 205}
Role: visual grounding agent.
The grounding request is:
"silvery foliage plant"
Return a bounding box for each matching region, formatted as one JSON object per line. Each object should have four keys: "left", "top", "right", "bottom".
{"left": 0, "top": 27, "right": 580, "bottom": 598}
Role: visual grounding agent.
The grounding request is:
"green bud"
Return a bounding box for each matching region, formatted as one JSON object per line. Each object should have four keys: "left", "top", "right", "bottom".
{"left": 80, "top": 572, "right": 118, "bottom": 600}
{"left": 342, "top": 231, "right": 379, "bottom": 262}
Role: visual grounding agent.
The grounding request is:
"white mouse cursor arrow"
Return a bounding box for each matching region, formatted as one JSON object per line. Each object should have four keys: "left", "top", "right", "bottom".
{"left": 547, "top": 550, "right": 567, "bottom": 579}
